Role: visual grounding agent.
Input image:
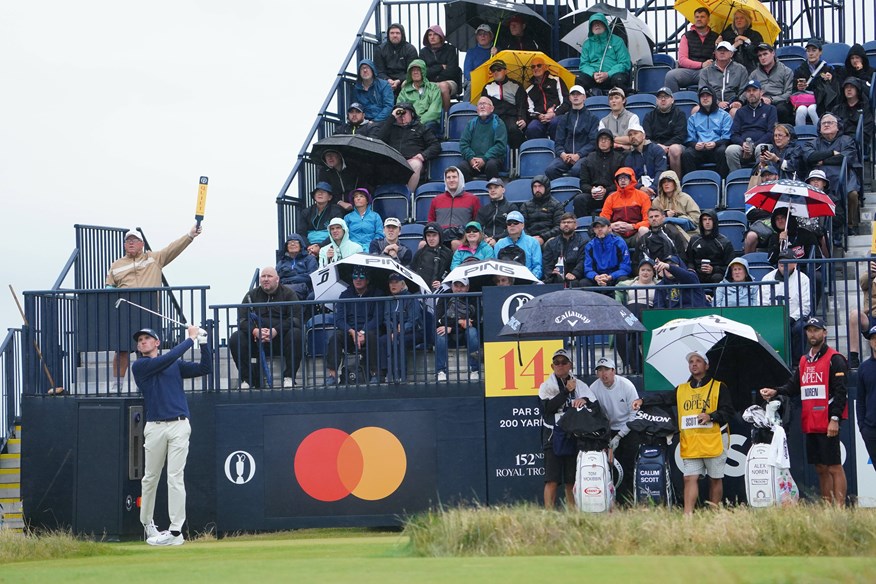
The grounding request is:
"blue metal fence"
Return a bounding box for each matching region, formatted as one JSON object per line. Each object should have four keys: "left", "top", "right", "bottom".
{"left": 0, "top": 328, "right": 22, "bottom": 443}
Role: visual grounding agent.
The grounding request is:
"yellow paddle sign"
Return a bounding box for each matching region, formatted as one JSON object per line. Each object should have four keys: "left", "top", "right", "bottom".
{"left": 195, "top": 176, "right": 208, "bottom": 227}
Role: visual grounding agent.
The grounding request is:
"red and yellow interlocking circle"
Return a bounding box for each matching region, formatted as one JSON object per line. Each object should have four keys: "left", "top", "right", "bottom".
{"left": 293, "top": 427, "right": 407, "bottom": 501}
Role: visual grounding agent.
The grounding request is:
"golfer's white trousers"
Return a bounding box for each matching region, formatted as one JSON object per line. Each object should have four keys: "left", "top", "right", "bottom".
{"left": 140, "top": 418, "right": 191, "bottom": 531}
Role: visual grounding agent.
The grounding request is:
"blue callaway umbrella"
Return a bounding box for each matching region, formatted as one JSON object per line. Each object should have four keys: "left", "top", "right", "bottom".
{"left": 498, "top": 289, "right": 646, "bottom": 339}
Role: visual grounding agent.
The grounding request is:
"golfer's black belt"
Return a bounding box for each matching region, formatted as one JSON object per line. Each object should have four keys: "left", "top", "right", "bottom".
{"left": 155, "top": 415, "right": 187, "bottom": 422}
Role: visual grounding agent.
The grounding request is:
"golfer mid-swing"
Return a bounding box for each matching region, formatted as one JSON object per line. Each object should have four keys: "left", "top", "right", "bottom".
{"left": 132, "top": 325, "right": 211, "bottom": 546}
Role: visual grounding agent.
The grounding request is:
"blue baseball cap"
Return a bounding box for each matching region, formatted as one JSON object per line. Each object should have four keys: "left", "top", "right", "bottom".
{"left": 312, "top": 181, "right": 333, "bottom": 195}
{"left": 133, "top": 328, "right": 160, "bottom": 342}
{"left": 506, "top": 210, "right": 525, "bottom": 224}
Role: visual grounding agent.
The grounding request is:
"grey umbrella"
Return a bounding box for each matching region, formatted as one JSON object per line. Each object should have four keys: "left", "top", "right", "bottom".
{"left": 498, "top": 289, "right": 646, "bottom": 339}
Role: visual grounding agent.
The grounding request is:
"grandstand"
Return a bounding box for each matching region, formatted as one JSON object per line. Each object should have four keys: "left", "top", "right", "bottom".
{"left": 3, "top": 1, "right": 876, "bottom": 536}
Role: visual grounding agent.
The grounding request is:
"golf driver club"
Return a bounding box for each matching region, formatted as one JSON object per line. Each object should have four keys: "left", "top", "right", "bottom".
{"left": 115, "top": 297, "right": 187, "bottom": 327}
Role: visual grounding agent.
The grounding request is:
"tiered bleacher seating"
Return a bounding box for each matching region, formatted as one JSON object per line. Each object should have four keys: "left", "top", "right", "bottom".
{"left": 776, "top": 45, "right": 806, "bottom": 71}
{"left": 625, "top": 94, "right": 657, "bottom": 121}
{"left": 635, "top": 54, "right": 675, "bottom": 94}
{"left": 682, "top": 170, "right": 721, "bottom": 210}
{"left": 504, "top": 179, "right": 532, "bottom": 204}
{"left": 414, "top": 182, "right": 445, "bottom": 222}
{"left": 446, "top": 102, "right": 477, "bottom": 141}
{"left": 518, "top": 139, "right": 556, "bottom": 178}
{"left": 428, "top": 142, "right": 464, "bottom": 181}
{"left": 584, "top": 95, "right": 610, "bottom": 117}
{"left": 549, "top": 176, "right": 582, "bottom": 209}
{"left": 723, "top": 169, "right": 753, "bottom": 212}
{"left": 372, "top": 184, "right": 411, "bottom": 222}
{"left": 398, "top": 223, "right": 424, "bottom": 255}
{"left": 672, "top": 90, "right": 699, "bottom": 117}
{"left": 576, "top": 215, "right": 593, "bottom": 235}
{"left": 717, "top": 210, "right": 748, "bottom": 253}
{"left": 821, "top": 42, "right": 850, "bottom": 67}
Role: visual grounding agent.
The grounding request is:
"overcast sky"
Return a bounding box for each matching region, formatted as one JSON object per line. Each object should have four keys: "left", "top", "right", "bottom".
{"left": 1, "top": 0, "right": 371, "bottom": 331}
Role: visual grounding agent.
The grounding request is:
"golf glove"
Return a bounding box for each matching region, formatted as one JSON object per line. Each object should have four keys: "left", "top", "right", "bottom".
{"left": 609, "top": 435, "right": 621, "bottom": 451}
{"left": 197, "top": 328, "right": 208, "bottom": 345}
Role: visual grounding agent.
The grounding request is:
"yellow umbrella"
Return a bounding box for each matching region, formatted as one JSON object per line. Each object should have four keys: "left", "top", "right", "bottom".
{"left": 469, "top": 50, "right": 577, "bottom": 105}
{"left": 674, "top": 0, "right": 780, "bottom": 45}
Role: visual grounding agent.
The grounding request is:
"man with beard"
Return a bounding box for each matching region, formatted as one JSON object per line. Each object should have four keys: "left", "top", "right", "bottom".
{"left": 542, "top": 212, "right": 588, "bottom": 287}
{"left": 574, "top": 128, "right": 626, "bottom": 217}
{"left": 519, "top": 175, "right": 563, "bottom": 246}
{"left": 761, "top": 317, "right": 848, "bottom": 504}
{"left": 374, "top": 23, "right": 418, "bottom": 94}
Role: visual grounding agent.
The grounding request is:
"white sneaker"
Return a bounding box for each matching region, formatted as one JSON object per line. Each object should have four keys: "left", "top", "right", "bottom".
{"left": 143, "top": 521, "right": 159, "bottom": 541}
{"left": 111, "top": 379, "right": 122, "bottom": 393}
{"left": 469, "top": 370, "right": 480, "bottom": 381}
{"left": 239, "top": 381, "right": 250, "bottom": 390}
{"left": 147, "top": 531, "right": 185, "bottom": 546}
{"left": 283, "top": 377, "right": 294, "bottom": 388}
{"left": 437, "top": 371, "right": 447, "bottom": 382}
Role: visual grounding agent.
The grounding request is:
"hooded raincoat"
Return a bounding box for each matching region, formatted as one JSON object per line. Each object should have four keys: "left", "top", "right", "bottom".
{"left": 599, "top": 167, "right": 652, "bottom": 237}
{"left": 319, "top": 218, "right": 364, "bottom": 267}
{"left": 578, "top": 13, "right": 632, "bottom": 78}
{"left": 714, "top": 256, "right": 760, "bottom": 307}
{"left": 397, "top": 59, "right": 443, "bottom": 124}
{"left": 352, "top": 59, "right": 396, "bottom": 122}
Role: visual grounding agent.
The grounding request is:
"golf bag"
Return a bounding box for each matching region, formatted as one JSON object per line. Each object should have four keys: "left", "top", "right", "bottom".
{"left": 627, "top": 405, "right": 677, "bottom": 506}
{"left": 558, "top": 400, "right": 614, "bottom": 512}
{"left": 339, "top": 352, "right": 366, "bottom": 385}
{"left": 742, "top": 397, "right": 798, "bottom": 507}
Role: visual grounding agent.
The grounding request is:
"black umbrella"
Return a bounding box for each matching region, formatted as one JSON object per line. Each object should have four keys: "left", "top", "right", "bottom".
{"left": 310, "top": 134, "right": 413, "bottom": 185}
{"left": 444, "top": 0, "right": 551, "bottom": 51}
{"left": 498, "top": 289, "right": 646, "bottom": 339}
{"left": 706, "top": 333, "right": 791, "bottom": 413}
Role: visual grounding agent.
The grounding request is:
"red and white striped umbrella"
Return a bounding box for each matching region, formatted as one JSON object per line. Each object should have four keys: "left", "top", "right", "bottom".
{"left": 744, "top": 179, "right": 835, "bottom": 218}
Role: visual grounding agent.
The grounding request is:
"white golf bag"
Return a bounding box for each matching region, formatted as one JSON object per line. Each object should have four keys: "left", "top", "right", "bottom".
{"left": 574, "top": 450, "right": 616, "bottom": 513}
{"left": 743, "top": 398, "right": 799, "bottom": 507}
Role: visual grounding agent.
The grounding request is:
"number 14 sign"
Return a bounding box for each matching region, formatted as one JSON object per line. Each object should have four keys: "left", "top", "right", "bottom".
{"left": 483, "top": 340, "right": 563, "bottom": 397}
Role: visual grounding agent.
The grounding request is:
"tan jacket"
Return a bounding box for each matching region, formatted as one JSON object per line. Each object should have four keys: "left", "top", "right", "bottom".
{"left": 105, "top": 233, "right": 194, "bottom": 288}
{"left": 860, "top": 269, "right": 876, "bottom": 318}
{"left": 652, "top": 170, "right": 701, "bottom": 239}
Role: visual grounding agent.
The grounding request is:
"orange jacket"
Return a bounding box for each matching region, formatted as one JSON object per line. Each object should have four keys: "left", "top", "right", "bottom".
{"left": 599, "top": 167, "right": 651, "bottom": 237}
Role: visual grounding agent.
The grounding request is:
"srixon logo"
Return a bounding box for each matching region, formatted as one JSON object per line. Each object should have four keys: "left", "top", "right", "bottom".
{"left": 635, "top": 411, "right": 672, "bottom": 424}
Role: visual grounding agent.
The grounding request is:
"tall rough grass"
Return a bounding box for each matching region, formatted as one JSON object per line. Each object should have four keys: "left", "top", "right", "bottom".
{"left": 404, "top": 504, "right": 876, "bottom": 557}
{"left": 0, "top": 528, "right": 126, "bottom": 563}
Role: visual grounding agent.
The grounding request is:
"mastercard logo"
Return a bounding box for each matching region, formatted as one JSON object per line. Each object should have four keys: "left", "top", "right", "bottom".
{"left": 293, "top": 427, "right": 407, "bottom": 502}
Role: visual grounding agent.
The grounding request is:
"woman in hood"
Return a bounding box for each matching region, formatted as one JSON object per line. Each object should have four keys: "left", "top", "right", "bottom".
{"left": 351, "top": 59, "right": 395, "bottom": 122}
{"left": 344, "top": 188, "right": 384, "bottom": 248}
{"left": 652, "top": 170, "right": 701, "bottom": 239}
{"left": 577, "top": 12, "right": 632, "bottom": 93}
{"left": 832, "top": 77, "right": 874, "bottom": 144}
{"left": 397, "top": 59, "right": 442, "bottom": 130}
{"left": 319, "top": 218, "right": 363, "bottom": 267}
{"left": 450, "top": 221, "right": 495, "bottom": 269}
{"left": 714, "top": 257, "right": 760, "bottom": 307}
{"left": 841, "top": 43, "right": 874, "bottom": 89}
{"left": 276, "top": 233, "right": 318, "bottom": 299}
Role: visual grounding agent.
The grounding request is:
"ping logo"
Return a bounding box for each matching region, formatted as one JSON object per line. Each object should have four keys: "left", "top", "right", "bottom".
{"left": 294, "top": 427, "right": 407, "bottom": 502}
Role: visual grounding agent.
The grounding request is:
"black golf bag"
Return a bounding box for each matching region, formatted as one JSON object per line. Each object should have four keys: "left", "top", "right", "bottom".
{"left": 627, "top": 405, "right": 677, "bottom": 506}
{"left": 339, "top": 352, "right": 366, "bottom": 385}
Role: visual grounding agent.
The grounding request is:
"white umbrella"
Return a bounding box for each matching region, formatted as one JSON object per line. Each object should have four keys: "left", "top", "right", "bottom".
{"left": 310, "top": 253, "right": 430, "bottom": 301}
{"left": 560, "top": 4, "right": 655, "bottom": 66}
{"left": 645, "top": 314, "right": 758, "bottom": 386}
{"left": 441, "top": 259, "right": 541, "bottom": 291}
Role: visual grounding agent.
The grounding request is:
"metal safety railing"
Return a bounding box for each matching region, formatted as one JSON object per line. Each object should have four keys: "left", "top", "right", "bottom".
{"left": 21, "top": 286, "right": 210, "bottom": 396}
{"left": 0, "top": 328, "right": 22, "bottom": 444}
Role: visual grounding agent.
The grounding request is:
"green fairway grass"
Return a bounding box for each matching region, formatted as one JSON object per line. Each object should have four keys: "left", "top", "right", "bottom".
{"left": 3, "top": 533, "right": 876, "bottom": 584}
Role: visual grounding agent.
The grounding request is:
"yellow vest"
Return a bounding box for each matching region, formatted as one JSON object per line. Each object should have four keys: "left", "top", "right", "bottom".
{"left": 676, "top": 379, "right": 724, "bottom": 459}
